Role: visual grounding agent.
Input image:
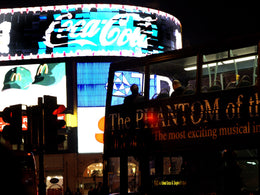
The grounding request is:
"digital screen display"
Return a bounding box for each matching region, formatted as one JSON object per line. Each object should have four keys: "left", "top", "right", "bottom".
{"left": 77, "top": 63, "right": 173, "bottom": 106}
{"left": 77, "top": 62, "right": 173, "bottom": 153}
{"left": 77, "top": 62, "right": 109, "bottom": 153}
{"left": 0, "top": 4, "right": 181, "bottom": 60}
{"left": 111, "top": 72, "right": 173, "bottom": 105}
{"left": 77, "top": 107, "right": 104, "bottom": 153}
{"left": 77, "top": 62, "right": 110, "bottom": 107}
{"left": 0, "top": 62, "right": 67, "bottom": 110}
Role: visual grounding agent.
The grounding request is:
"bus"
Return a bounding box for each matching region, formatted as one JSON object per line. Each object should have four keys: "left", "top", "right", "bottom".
{"left": 103, "top": 34, "right": 260, "bottom": 195}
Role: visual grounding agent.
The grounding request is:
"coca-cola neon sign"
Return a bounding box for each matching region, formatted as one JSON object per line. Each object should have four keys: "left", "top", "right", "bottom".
{"left": 0, "top": 4, "right": 182, "bottom": 60}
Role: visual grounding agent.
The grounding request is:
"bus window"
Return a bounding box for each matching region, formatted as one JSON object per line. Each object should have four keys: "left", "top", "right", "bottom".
{"left": 149, "top": 74, "right": 173, "bottom": 99}
{"left": 202, "top": 45, "right": 258, "bottom": 92}
{"left": 149, "top": 55, "right": 197, "bottom": 99}
{"left": 107, "top": 157, "right": 120, "bottom": 194}
{"left": 111, "top": 68, "right": 145, "bottom": 106}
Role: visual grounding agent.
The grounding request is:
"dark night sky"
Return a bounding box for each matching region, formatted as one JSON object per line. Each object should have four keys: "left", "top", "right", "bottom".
{"left": 0, "top": 0, "right": 259, "bottom": 47}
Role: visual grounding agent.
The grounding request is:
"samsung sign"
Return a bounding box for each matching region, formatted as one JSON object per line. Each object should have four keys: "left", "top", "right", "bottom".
{"left": 0, "top": 4, "right": 181, "bottom": 60}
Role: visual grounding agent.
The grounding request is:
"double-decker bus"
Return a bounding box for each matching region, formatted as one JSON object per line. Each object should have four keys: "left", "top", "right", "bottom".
{"left": 103, "top": 34, "right": 260, "bottom": 195}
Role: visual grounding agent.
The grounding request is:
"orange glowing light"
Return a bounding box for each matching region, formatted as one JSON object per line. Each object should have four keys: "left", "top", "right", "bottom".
{"left": 98, "top": 116, "right": 105, "bottom": 132}
{"left": 95, "top": 116, "right": 105, "bottom": 143}
{"left": 95, "top": 133, "right": 104, "bottom": 144}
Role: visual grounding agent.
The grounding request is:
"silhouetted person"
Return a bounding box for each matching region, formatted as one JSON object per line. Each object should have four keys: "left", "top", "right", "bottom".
{"left": 96, "top": 182, "right": 103, "bottom": 195}
{"left": 222, "top": 149, "right": 242, "bottom": 195}
{"left": 75, "top": 188, "right": 82, "bottom": 195}
{"left": 124, "top": 84, "right": 144, "bottom": 129}
{"left": 65, "top": 187, "right": 73, "bottom": 195}
{"left": 88, "top": 186, "right": 94, "bottom": 195}
{"left": 171, "top": 80, "right": 184, "bottom": 97}
{"left": 124, "top": 84, "right": 143, "bottom": 104}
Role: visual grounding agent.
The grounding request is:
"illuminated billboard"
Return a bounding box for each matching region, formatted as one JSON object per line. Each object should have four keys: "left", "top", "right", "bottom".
{"left": 78, "top": 107, "right": 104, "bottom": 153}
{"left": 77, "top": 62, "right": 173, "bottom": 153}
{"left": 0, "top": 62, "right": 67, "bottom": 111}
{"left": 77, "top": 62, "right": 173, "bottom": 107}
{"left": 0, "top": 4, "right": 181, "bottom": 60}
{"left": 77, "top": 62, "right": 109, "bottom": 153}
{"left": 77, "top": 62, "right": 110, "bottom": 107}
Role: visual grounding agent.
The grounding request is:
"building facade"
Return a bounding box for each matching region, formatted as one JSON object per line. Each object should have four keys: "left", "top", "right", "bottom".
{"left": 0, "top": 3, "right": 182, "bottom": 194}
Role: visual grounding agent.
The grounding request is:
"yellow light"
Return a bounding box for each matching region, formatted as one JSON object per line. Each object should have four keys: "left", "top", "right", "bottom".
{"left": 65, "top": 114, "right": 77, "bottom": 127}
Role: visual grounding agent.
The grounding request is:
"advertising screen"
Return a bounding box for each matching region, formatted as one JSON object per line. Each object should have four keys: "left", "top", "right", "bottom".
{"left": 77, "top": 62, "right": 110, "bottom": 107}
{"left": 0, "top": 62, "right": 67, "bottom": 110}
{"left": 77, "top": 62, "right": 109, "bottom": 153}
{"left": 77, "top": 107, "right": 105, "bottom": 153}
{"left": 77, "top": 62, "right": 173, "bottom": 153}
{"left": 0, "top": 4, "right": 181, "bottom": 60}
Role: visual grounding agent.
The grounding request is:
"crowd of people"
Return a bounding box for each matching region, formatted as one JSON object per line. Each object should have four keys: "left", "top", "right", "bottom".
{"left": 124, "top": 80, "right": 186, "bottom": 104}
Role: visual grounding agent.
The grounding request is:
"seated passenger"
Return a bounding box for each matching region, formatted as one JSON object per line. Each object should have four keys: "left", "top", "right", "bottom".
{"left": 237, "top": 75, "right": 251, "bottom": 88}
{"left": 124, "top": 84, "right": 143, "bottom": 104}
{"left": 208, "top": 80, "right": 222, "bottom": 91}
{"left": 183, "top": 83, "right": 194, "bottom": 95}
{"left": 171, "top": 80, "right": 184, "bottom": 97}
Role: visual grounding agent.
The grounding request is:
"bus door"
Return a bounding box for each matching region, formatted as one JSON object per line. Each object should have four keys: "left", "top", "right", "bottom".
{"left": 105, "top": 64, "right": 146, "bottom": 194}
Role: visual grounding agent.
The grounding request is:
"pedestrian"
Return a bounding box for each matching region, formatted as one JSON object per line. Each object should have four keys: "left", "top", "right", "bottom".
{"left": 88, "top": 186, "right": 94, "bottom": 195}
{"left": 65, "top": 188, "right": 73, "bottom": 195}
{"left": 75, "top": 188, "right": 82, "bottom": 195}
{"left": 96, "top": 182, "right": 104, "bottom": 195}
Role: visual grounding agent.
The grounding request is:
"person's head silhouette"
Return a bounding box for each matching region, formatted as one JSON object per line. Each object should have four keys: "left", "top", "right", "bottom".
{"left": 130, "top": 84, "right": 139, "bottom": 95}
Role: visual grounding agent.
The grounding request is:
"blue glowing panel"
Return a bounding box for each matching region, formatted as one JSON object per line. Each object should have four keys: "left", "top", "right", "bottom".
{"left": 111, "top": 71, "right": 144, "bottom": 105}
{"left": 77, "top": 62, "right": 110, "bottom": 107}
{"left": 111, "top": 73, "right": 173, "bottom": 105}
{"left": 77, "top": 62, "right": 174, "bottom": 107}
{"left": 150, "top": 75, "right": 157, "bottom": 99}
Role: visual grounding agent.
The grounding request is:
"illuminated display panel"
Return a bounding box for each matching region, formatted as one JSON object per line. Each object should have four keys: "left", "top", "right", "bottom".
{"left": 77, "top": 63, "right": 173, "bottom": 106}
{"left": 0, "top": 62, "right": 67, "bottom": 110}
{"left": 78, "top": 107, "right": 105, "bottom": 153}
{"left": 77, "top": 62, "right": 108, "bottom": 153}
{"left": 0, "top": 4, "right": 181, "bottom": 61}
{"left": 77, "top": 62, "right": 110, "bottom": 107}
{"left": 77, "top": 62, "right": 173, "bottom": 153}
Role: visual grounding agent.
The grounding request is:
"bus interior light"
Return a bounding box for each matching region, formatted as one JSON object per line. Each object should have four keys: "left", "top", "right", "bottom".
{"left": 246, "top": 161, "right": 257, "bottom": 166}
{"left": 184, "top": 55, "right": 257, "bottom": 71}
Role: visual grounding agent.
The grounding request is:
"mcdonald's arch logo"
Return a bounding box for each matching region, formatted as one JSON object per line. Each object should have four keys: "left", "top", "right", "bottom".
{"left": 11, "top": 73, "right": 21, "bottom": 81}
{"left": 36, "top": 63, "right": 49, "bottom": 76}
